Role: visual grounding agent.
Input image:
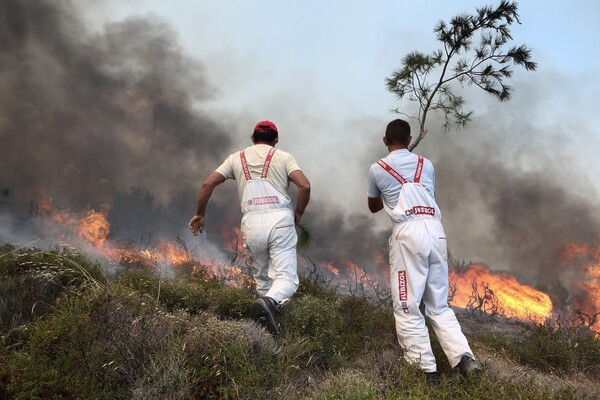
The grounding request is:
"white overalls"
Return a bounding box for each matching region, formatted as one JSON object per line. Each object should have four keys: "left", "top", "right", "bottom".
{"left": 378, "top": 155, "right": 474, "bottom": 372}
{"left": 239, "top": 148, "right": 299, "bottom": 304}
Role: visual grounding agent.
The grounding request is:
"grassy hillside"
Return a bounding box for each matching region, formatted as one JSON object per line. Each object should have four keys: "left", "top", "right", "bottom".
{"left": 0, "top": 244, "right": 599, "bottom": 399}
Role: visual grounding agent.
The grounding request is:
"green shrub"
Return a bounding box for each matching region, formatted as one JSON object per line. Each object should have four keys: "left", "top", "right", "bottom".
{"left": 186, "top": 315, "right": 280, "bottom": 399}
{"left": 85, "top": 289, "right": 194, "bottom": 382}
{"left": 130, "top": 349, "right": 194, "bottom": 400}
{"left": 304, "top": 349, "right": 581, "bottom": 400}
{"left": 296, "top": 272, "right": 338, "bottom": 301}
{"left": 305, "top": 369, "right": 380, "bottom": 400}
{"left": 1, "top": 286, "right": 201, "bottom": 399}
{"left": 116, "top": 269, "right": 210, "bottom": 313}
{"left": 281, "top": 294, "right": 350, "bottom": 368}
{"left": 116, "top": 267, "right": 256, "bottom": 320}
{"left": 0, "top": 245, "right": 106, "bottom": 285}
{"left": 1, "top": 301, "right": 114, "bottom": 399}
{"left": 208, "top": 286, "right": 255, "bottom": 319}
{"left": 338, "top": 296, "right": 396, "bottom": 354}
{"left": 477, "top": 332, "right": 513, "bottom": 354}
{"left": 480, "top": 322, "right": 600, "bottom": 377}
{"left": 0, "top": 246, "right": 106, "bottom": 333}
{"left": 379, "top": 361, "right": 578, "bottom": 400}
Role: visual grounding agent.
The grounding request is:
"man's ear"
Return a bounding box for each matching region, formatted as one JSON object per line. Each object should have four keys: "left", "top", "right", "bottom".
{"left": 383, "top": 136, "right": 388, "bottom": 146}
{"left": 407, "top": 135, "right": 412, "bottom": 146}
{"left": 251, "top": 134, "right": 256, "bottom": 144}
{"left": 274, "top": 137, "right": 279, "bottom": 146}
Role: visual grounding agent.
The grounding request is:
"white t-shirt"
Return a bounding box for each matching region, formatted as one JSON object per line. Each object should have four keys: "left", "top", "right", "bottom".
{"left": 215, "top": 144, "right": 301, "bottom": 206}
{"left": 368, "top": 149, "right": 438, "bottom": 218}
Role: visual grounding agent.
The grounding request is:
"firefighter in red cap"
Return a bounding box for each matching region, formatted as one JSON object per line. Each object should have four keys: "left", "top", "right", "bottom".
{"left": 189, "top": 120, "right": 310, "bottom": 335}
{"left": 367, "top": 119, "right": 481, "bottom": 384}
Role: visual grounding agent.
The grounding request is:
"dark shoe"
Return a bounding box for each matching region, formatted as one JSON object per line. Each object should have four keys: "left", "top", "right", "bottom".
{"left": 424, "top": 371, "right": 441, "bottom": 386}
{"left": 456, "top": 355, "right": 482, "bottom": 380}
{"left": 251, "top": 297, "right": 280, "bottom": 335}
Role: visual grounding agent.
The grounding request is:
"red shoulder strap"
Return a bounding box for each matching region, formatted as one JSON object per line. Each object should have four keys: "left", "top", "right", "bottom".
{"left": 240, "top": 147, "right": 277, "bottom": 180}
{"left": 414, "top": 155, "right": 424, "bottom": 183}
{"left": 261, "top": 147, "right": 277, "bottom": 178}
{"left": 240, "top": 151, "right": 251, "bottom": 180}
{"left": 377, "top": 159, "right": 407, "bottom": 184}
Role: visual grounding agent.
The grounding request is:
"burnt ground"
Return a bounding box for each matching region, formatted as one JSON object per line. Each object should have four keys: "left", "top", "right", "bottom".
{"left": 455, "top": 308, "right": 600, "bottom": 399}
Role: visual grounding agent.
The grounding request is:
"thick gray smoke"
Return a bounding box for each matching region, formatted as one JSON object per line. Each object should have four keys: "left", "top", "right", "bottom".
{"left": 420, "top": 105, "right": 600, "bottom": 294}
{"left": 0, "top": 0, "right": 244, "bottom": 244}
{"left": 0, "top": 0, "right": 229, "bottom": 213}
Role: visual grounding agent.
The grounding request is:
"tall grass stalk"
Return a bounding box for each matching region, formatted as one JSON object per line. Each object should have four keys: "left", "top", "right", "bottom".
{"left": 296, "top": 223, "right": 311, "bottom": 250}
{"left": 0, "top": 238, "right": 41, "bottom": 259}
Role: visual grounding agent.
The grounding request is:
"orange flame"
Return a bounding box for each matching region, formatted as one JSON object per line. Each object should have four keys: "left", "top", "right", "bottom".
{"left": 219, "top": 217, "right": 245, "bottom": 254}
{"left": 155, "top": 239, "right": 190, "bottom": 264}
{"left": 34, "top": 194, "right": 256, "bottom": 289}
{"left": 449, "top": 264, "right": 553, "bottom": 323}
{"left": 322, "top": 261, "right": 341, "bottom": 277}
{"left": 561, "top": 242, "right": 600, "bottom": 332}
{"left": 38, "top": 193, "right": 110, "bottom": 247}
{"left": 78, "top": 208, "right": 111, "bottom": 245}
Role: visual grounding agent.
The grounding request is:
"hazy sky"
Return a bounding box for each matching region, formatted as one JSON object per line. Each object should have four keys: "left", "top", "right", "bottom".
{"left": 80, "top": 1, "right": 600, "bottom": 116}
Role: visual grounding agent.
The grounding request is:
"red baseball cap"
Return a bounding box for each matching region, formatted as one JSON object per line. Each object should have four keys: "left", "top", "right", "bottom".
{"left": 254, "top": 120, "right": 278, "bottom": 133}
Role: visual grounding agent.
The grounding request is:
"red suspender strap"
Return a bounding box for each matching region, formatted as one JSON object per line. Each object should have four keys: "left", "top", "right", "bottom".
{"left": 414, "top": 155, "right": 424, "bottom": 183}
{"left": 240, "top": 151, "right": 251, "bottom": 180}
{"left": 261, "top": 147, "right": 277, "bottom": 178}
{"left": 377, "top": 160, "right": 407, "bottom": 184}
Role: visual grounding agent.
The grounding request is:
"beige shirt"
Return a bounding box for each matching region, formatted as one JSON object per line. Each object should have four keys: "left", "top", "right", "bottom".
{"left": 215, "top": 144, "right": 301, "bottom": 205}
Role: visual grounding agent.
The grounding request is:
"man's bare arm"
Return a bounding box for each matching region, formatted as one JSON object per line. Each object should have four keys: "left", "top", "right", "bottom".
{"left": 368, "top": 196, "right": 383, "bottom": 213}
{"left": 289, "top": 170, "right": 311, "bottom": 224}
{"left": 189, "top": 171, "right": 226, "bottom": 235}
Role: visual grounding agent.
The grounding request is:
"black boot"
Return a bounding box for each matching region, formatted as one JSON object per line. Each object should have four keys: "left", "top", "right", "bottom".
{"left": 251, "top": 296, "right": 280, "bottom": 335}
{"left": 456, "top": 355, "right": 482, "bottom": 381}
{"left": 424, "top": 371, "right": 441, "bottom": 386}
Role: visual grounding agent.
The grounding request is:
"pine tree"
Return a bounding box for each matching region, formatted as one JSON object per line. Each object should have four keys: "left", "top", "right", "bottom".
{"left": 386, "top": 1, "right": 537, "bottom": 150}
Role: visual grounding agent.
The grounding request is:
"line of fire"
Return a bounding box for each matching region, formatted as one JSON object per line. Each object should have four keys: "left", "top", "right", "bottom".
{"left": 17, "top": 192, "right": 600, "bottom": 336}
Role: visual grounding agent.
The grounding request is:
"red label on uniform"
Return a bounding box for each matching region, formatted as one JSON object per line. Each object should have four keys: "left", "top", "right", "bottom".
{"left": 398, "top": 270, "right": 408, "bottom": 301}
{"left": 405, "top": 206, "right": 435, "bottom": 217}
{"left": 251, "top": 196, "right": 279, "bottom": 205}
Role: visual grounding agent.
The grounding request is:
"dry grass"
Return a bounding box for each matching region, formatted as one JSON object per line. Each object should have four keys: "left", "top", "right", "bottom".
{"left": 130, "top": 350, "right": 194, "bottom": 400}
{"left": 1, "top": 244, "right": 598, "bottom": 399}
{"left": 475, "top": 345, "right": 600, "bottom": 399}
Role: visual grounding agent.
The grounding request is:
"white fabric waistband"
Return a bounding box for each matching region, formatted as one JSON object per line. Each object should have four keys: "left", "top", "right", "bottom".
{"left": 392, "top": 215, "right": 436, "bottom": 226}
{"left": 243, "top": 206, "right": 292, "bottom": 215}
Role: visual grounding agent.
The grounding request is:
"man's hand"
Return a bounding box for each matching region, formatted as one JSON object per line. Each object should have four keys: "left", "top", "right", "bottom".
{"left": 190, "top": 172, "right": 225, "bottom": 236}
{"left": 188, "top": 214, "right": 205, "bottom": 236}
{"left": 294, "top": 209, "right": 303, "bottom": 224}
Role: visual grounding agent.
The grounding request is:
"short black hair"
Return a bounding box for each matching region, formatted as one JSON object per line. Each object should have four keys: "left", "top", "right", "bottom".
{"left": 253, "top": 129, "right": 278, "bottom": 143}
{"left": 385, "top": 119, "right": 411, "bottom": 145}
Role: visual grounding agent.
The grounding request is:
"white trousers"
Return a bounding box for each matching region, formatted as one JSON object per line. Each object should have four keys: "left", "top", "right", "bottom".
{"left": 241, "top": 209, "right": 299, "bottom": 303}
{"left": 389, "top": 218, "right": 474, "bottom": 372}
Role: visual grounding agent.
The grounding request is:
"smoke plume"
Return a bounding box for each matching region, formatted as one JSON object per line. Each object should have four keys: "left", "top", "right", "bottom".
{"left": 0, "top": 0, "right": 229, "bottom": 212}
